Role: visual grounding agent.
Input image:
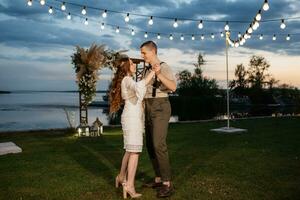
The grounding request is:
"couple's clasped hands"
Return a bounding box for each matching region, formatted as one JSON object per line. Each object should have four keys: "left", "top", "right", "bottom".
{"left": 151, "top": 63, "right": 161, "bottom": 76}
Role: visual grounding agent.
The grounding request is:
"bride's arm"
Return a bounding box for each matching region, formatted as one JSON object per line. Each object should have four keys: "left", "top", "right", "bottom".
{"left": 143, "top": 70, "right": 155, "bottom": 85}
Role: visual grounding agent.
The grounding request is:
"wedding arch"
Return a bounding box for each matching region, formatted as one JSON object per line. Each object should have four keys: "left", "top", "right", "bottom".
{"left": 71, "top": 44, "right": 147, "bottom": 133}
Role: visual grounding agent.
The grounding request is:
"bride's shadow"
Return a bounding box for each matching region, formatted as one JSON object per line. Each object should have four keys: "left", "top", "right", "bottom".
{"left": 65, "top": 135, "right": 152, "bottom": 188}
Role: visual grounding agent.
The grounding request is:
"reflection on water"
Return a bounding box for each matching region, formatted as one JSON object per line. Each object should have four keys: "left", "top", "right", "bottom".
{"left": 0, "top": 92, "right": 299, "bottom": 132}
{"left": 0, "top": 92, "right": 109, "bottom": 132}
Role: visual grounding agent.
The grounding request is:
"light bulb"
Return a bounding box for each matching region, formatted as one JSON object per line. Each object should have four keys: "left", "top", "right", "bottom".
{"left": 27, "top": 0, "right": 32, "bottom": 6}
{"left": 238, "top": 32, "right": 241, "bottom": 38}
{"left": 180, "top": 35, "right": 184, "bottom": 41}
{"left": 67, "top": 13, "right": 71, "bottom": 20}
{"left": 48, "top": 6, "right": 53, "bottom": 14}
{"left": 82, "top": 6, "right": 87, "bottom": 15}
{"left": 173, "top": 19, "right": 178, "bottom": 28}
{"left": 157, "top": 34, "right": 161, "bottom": 39}
{"left": 131, "top": 29, "right": 135, "bottom": 36}
{"left": 40, "top": 0, "right": 45, "bottom": 6}
{"left": 234, "top": 42, "right": 239, "bottom": 48}
{"left": 148, "top": 16, "right": 153, "bottom": 25}
{"left": 61, "top": 2, "right": 66, "bottom": 11}
{"left": 263, "top": 0, "right": 269, "bottom": 11}
{"left": 211, "top": 33, "right": 215, "bottom": 39}
{"left": 272, "top": 34, "right": 276, "bottom": 40}
{"left": 224, "top": 21, "right": 230, "bottom": 31}
{"left": 220, "top": 32, "right": 224, "bottom": 37}
{"left": 101, "top": 23, "right": 105, "bottom": 30}
{"left": 256, "top": 10, "right": 262, "bottom": 21}
{"left": 144, "top": 32, "right": 148, "bottom": 38}
{"left": 286, "top": 34, "right": 290, "bottom": 41}
{"left": 169, "top": 34, "right": 173, "bottom": 40}
{"left": 198, "top": 20, "right": 203, "bottom": 29}
{"left": 248, "top": 26, "right": 253, "bottom": 34}
{"left": 253, "top": 21, "right": 259, "bottom": 30}
{"left": 280, "top": 19, "right": 286, "bottom": 29}
{"left": 125, "top": 13, "right": 130, "bottom": 22}
{"left": 102, "top": 10, "right": 107, "bottom": 18}
{"left": 84, "top": 18, "right": 88, "bottom": 25}
{"left": 192, "top": 35, "right": 195, "bottom": 40}
{"left": 201, "top": 34, "right": 204, "bottom": 40}
{"left": 116, "top": 27, "right": 120, "bottom": 33}
{"left": 259, "top": 34, "right": 263, "bottom": 40}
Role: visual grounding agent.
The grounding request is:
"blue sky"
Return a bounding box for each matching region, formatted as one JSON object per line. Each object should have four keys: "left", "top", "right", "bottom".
{"left": 0, "top": 0, "right": 299, "bottom": 91}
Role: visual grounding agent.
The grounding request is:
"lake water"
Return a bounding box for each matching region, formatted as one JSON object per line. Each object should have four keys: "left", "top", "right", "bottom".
{"left": 0, "top": 92, "right": 109, "bottom": 132}
{"left": 1, "top": 92, "right": 299, "bottom": 132}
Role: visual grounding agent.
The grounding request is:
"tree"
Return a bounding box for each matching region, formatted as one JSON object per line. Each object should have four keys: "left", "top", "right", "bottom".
{"left": 229, "top": 64, "right": 248, "bottom": 95}
{"left": 177, "top": 53, "right": 218, "bottom": 96}
{"left": 247, "top": 55, "right": 271, "bottom": 89}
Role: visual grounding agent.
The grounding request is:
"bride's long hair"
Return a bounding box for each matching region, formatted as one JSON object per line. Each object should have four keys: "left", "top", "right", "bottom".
{"left": 109, "top": 57, "right": 131, "bottom": 114}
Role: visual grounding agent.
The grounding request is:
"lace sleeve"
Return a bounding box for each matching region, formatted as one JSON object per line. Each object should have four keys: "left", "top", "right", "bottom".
{"left": 124, "top": 77, "right": 146, "bottom": 100}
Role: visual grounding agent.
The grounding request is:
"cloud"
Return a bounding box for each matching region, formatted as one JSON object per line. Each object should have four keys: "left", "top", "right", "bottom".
{"left": 0, "top": 0, "right": 299, "bottom": 90}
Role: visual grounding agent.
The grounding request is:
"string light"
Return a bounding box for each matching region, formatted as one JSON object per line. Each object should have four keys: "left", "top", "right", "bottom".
{"left": 61, "top": 2, "right": 66, "bottom": 11}
{"left": 247, "top": 26, "right": 253, "bottom": 34}
{"left": 280, "top": 19, "right": 286, "bottom": 29}
{"left": 144, "top": 32, "right": 148, "bottom": 38}
{"left": 256, "top": 10, "right": 262, "bottom": 21}
{"left": 81, "top": 6, "right": 87, "bottom": 15}
{"left": 263, "top": 0, "right": 269, "bottom": 11}
{"left": 131, "top": 29, "right": 135, "bottom": 35}
{"left": 102, "top": 10, "right": 107, "bottom": 18}
{"left": 173, "top": 18, "right": 178, "bottom": 28}
{"left": 253, "top": 20, "right": 259, "bottom": 30}
{"left": 116, "top": 26, "right": 120, "bottom": 33}
{"left": 26, "top": 0, "right": 298, "bottom": 45}
{"left": 157, "top": 33, "right": 161, "bottom": 40}
{"left": 124, "top": 13, "right": 130, "bottom": 22}
{"left": 198, "top": 20, "right": 203, "bottom": 29}
{"left": 101, "top": 23, "right": 105, "bottom": 30}
{"left": 27, "top": 0, "right": 32, "bottom": 6}
{"left": 148, "top": 16, "right": 153, "bottom": 25}
{"left": 224, "top": 21, "right": 230, "bottom": 31}
{"left": 84, "top": 18, "right": 88, "bottom": 25}
{"left": 48, "top": 6, "right": 53, "bottom": 14}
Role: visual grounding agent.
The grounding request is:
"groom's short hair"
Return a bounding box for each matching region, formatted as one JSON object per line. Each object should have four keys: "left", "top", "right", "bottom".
{"left": 140, "top": 41, "right": 157, "bottom": 54}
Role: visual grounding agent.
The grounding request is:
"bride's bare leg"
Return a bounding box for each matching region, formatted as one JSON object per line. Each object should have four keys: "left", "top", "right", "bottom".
{"left": 119, "top": 151, "right": 130, "bottom": 182}
{"left": 126, "top": 152, "right": 139, "bottom": 192}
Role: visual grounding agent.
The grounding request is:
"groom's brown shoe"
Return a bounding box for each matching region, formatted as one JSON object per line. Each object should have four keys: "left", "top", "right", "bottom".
{"left": 142, "top": 180, "right": 163, "bottom": 189}
{"left": 157, "top": 183, "right": 174, "bottom": 198}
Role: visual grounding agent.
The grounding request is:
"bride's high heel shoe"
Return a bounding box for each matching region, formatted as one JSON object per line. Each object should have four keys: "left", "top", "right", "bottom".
{"left": 122, "top": 183, "right": 142, "bottom": 199}
{"left": 115, "top": 175, "right": 124, "bottom": 188}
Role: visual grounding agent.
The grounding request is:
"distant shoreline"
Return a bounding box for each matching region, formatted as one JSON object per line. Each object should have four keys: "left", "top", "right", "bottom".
{"left": 0, "top": 90, "right": 108, "bottom": 93}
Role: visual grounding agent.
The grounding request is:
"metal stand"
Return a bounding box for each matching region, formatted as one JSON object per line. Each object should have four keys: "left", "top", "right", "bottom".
{"left": 211, "top": 31, "right": 247, "bottom": 134}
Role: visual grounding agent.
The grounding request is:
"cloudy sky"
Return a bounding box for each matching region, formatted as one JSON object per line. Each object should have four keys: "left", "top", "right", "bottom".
{"left": 0, "top": 0, "right": 299, "bottom": 91}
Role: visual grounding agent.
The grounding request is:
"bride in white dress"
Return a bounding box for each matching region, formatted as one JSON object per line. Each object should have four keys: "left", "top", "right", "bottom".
{"left": 109, "top": 57, "right": 156, "bottom": 199}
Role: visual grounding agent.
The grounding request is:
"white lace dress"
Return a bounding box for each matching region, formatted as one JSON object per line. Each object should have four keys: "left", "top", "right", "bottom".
{"left": 121, "top": 76, "right": 146, "bottom": 153}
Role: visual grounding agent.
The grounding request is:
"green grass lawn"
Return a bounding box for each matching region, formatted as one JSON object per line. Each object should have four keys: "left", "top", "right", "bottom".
{"left": 1, "top": 117, "right": 300, "bottom": 200}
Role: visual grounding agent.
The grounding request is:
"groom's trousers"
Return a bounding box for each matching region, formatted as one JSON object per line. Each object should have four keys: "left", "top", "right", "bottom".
{"left": 145, "top": 97, "right": 172, "bottom": 182}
